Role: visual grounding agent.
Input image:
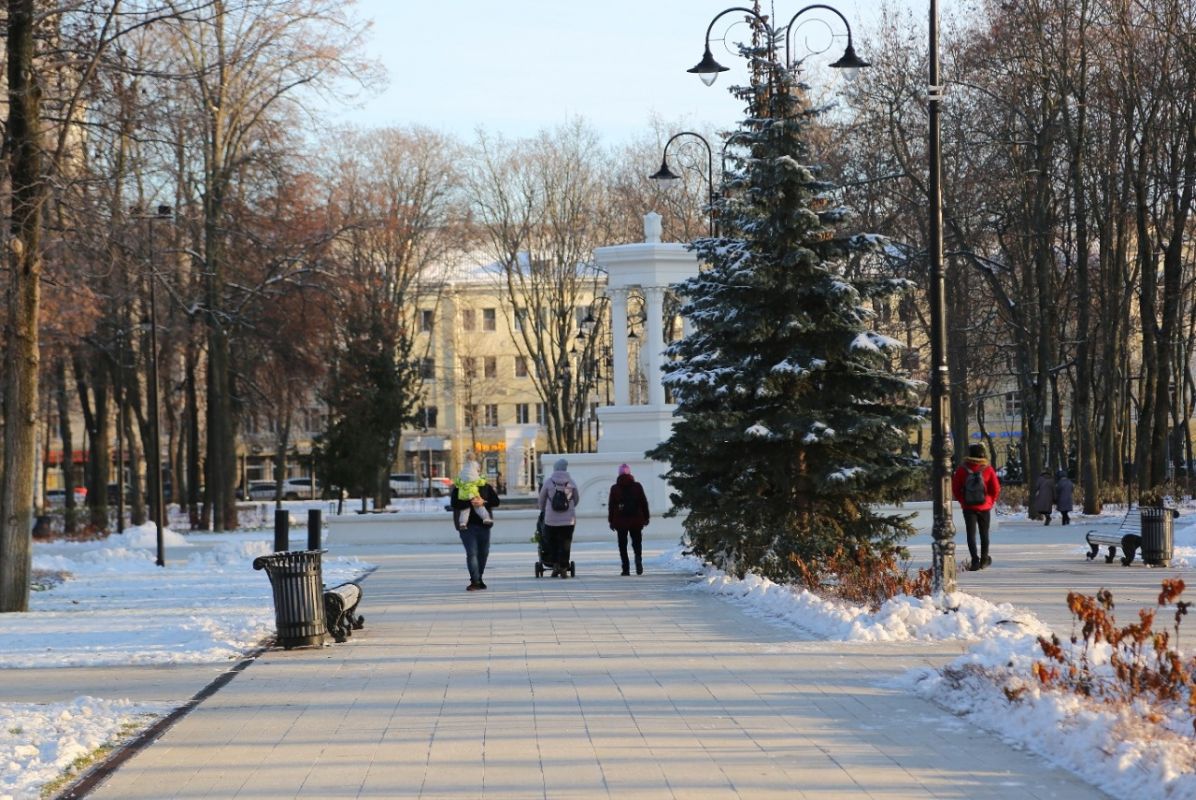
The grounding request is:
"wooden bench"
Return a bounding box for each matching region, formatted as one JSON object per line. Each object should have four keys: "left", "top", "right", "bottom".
{"left": 323, "top": 582, "right": 364, "bottom": 643}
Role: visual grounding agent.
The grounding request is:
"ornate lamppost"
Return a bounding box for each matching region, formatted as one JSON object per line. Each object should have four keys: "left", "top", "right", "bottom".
{"left": 927, "top": 0, "right": 955, "bottom": 592}
{"left": 649, "top": 131, "right": 716, "bottom": 237}
{"left": 687, "top": 4, "right": 869, "bottom": 86}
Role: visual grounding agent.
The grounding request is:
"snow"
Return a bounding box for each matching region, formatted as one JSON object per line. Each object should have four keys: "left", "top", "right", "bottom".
{"left": 659, "top": 539, "right": 1196, "bottom": 800}
{"left": 0, "top": 522, "right": 373, "bottom": 799}
{"left": 6, "top": 514, "right": 1196, "bottom": 799}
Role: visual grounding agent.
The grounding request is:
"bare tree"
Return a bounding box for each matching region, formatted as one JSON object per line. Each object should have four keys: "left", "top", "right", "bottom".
{"left": 152, "top": 0, "right": 376, "bottom": 529}
{"left": 466, "top": 120, "right": 617, "bottom": 454}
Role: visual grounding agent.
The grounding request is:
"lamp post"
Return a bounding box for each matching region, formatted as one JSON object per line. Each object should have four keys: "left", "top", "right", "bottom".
{"left": 140, "top": 204, "right": 173, "bottom": 567}
{"left": 688, "top": 4, "right": 869, "bottom": 85}
{"left": 649, "top": 131, "right": 716, "bottom": 237}
{"left": 927, "top": 0, "right": 955, "bottom": 592}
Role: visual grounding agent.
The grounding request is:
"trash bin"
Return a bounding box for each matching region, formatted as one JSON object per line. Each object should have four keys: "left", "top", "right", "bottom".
{"left": 253, "top": 550, "right": 326, "bottom": 649}
{"left": 1139, "top": 507, "right": 1174, "bottom": 566}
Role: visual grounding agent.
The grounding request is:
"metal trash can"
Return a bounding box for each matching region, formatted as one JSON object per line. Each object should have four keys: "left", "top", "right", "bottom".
{"left": 1139, "top": 507, "right": 1174, "bottom": 566}
{"left": 253, "top": 550, "right": 326, "bottom": 649}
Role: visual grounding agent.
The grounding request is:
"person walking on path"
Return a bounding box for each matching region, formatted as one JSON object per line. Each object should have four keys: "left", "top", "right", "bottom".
{"left": 538, "top": 458, "right": 579, "bottom": 578}
{"left": 450, "top": 461, "right": 500, "bottom": 591}
{"left": 607, "top": 463, "right": 650, "bottom": 575}
{"left": 1032, "top": 469, "right": 1055, "bottom": 525}
{"left": 951, "top": 443, "right": 1001, "bottom": 571}
{"left": 1053, "top": 469, "right": 1074, "bottom": 525}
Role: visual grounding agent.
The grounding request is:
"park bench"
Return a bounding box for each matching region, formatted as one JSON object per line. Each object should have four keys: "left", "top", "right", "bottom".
{"left": 323, "top": 581, "right": 365, "bottom": 643}
{"left": 1085, "top": 506, "right": 1177, "bottom": 566}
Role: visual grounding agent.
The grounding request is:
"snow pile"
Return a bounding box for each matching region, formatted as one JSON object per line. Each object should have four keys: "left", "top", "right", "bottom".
{"left": 0, "top": 696, "right": 173, "bottom": 800}
{"left": 5, "top": 532, "right": 373, "bottom": 668}
{"left": 660, "top": 546, "right": 1196, "bottom": 799}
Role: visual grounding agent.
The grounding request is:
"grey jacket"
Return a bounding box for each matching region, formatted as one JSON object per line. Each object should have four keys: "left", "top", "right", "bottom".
{"left": 1032, "top": 474, "right": 1055, "bottom": 514}
{"left": 1054, "top": 477, "right": 1074, "bottom": 512}
{"left": 538, "top": 470, "right": 579, "bottom": 526}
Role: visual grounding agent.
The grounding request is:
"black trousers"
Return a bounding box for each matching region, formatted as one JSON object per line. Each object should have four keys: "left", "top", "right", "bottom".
{"left": 616, "top": 528, "right": 643, "bottom": 571}
{"left": 544, "top": 523, "right": 575, "bottom": 568}
{"left": 962, "top": 508, "right": 991, "bottom": 562}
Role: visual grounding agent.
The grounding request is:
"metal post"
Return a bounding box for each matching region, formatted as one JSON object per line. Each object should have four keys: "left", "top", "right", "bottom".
{"left": 145, "top": 209, "right": 170, "bottom": 568}
{"left": 928, "top": 0, "right": 956, "bottom": 592}
{"left": 307, "top": 508, "right": 321, "bottom": 551}
{"left": 274, "top": 508, "right": 290, "bottom": 552}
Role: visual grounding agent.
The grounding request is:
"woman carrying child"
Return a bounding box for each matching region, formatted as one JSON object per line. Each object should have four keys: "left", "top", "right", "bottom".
{"left": 450, "top": 461, "right": 500, "bottom": 591}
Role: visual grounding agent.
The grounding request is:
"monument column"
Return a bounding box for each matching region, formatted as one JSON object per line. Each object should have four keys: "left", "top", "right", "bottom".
{"left": 609, "top": 288, "right": 630, "bottom": 406}
{"left": 644, "top": 285, "right": 666, "bottom": 407}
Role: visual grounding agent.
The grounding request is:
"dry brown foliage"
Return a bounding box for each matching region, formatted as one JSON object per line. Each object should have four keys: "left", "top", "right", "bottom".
{"left": 791, "top": 545, "right": 933, "bottom": 611}
{"left": 1035, "top": 579, "right": 1196, "bottom": 733}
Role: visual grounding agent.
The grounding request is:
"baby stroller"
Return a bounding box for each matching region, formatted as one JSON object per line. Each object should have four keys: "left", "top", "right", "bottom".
{"left": 534, "top": 510, "right": 575, "bottom": 578}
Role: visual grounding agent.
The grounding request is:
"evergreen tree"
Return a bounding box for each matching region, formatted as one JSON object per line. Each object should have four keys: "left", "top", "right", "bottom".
{"left": 649, "top": 57, "right": 924, "bottom": 581}
{"left": 315, "top": 311, "right": 422, "bottom": 506}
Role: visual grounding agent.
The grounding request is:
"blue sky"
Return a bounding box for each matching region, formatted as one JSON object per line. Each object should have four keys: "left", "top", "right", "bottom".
{"left": 326, "top": 0, "right": 913, "bottom": 144}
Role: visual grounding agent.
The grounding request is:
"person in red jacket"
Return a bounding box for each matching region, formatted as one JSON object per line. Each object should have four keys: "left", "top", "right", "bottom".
{"left": 607, "top": 464, "right": 650, "bottom": 575}
{"left": 951, "top": 443, "right": 1002, "bottom": 571}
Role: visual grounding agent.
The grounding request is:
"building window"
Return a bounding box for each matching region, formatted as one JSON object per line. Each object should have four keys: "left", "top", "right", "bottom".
{"left": 515, "top": 403, "right": 530, "bottom": 424}
{"left": 484, "top": 404, "right": 499, "bottom": 427}
{"left": 535, "top": 403, "right": 545, "bottom": 425}
{"left": 420, "top": 406, "right": 438, "bottom": 429}
{"left": 484, "top": 356, "right": 497, "bottom": 379}
{"left": 483, "top": 308, "right": 496, "bottom": 331}
{"left": 515, "top": 356, "right": 528, "bottom": 378}
{"left": 462, "top": 308, "right": 476, "bottom": 331}
{"left": 462, "top": 357, "right": 477, "bottom": 379}
{"left": 420, "top": 358, "right": 435, "bottom": 379}
{"left": 1005, "top": 392, "right": 1021, "bottom": 416}
{"left": 420, "top": 309, "right": 434, "bottom": 332}
{"left": 464, "top": 404, "right": 478, "bottom": 428}
{"left": 514, "top": 306, "right": 525, "bottom": 332}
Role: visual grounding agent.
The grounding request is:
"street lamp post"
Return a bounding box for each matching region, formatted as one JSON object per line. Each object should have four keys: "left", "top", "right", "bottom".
{"left": 927, "top": 0, "right": 956, "bottom": 592}
{"left": 687, "top": 4, "right": 869, "bottom": 85}
{"left": 142, "top": 204, "right": 173, "bottom": 567}
{"left": 649, "top": 131, "right": 716, "bottom": 237}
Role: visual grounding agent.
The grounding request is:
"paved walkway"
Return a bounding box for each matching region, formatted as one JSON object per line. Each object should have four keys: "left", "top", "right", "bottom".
{"left": 78, "top": 527, "right": 1131, "bottom": 800}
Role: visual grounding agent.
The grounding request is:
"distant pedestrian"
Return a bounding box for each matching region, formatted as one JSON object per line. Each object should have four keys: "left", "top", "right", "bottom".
{"left": 951, "top": 443, "right": 1001, "bottom": 571}
{"left": 607, "top": 463, "right": 650, "bottom": 576}
{"left": 538, "top": 458, "right": 579, "bottom": 578}
{"left": 450, "top": 461, "right": 500, "bottom": 591}
{"left": 1053, "top": 470, "right": 1074, "bottom": 525}
{"left": 1032, "top": 470, "right": 1055, "bottom": 525}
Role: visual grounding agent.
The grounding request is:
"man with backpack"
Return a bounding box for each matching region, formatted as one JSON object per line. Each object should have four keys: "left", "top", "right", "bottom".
{"left": 538, "top": 458, "right": 579, "bottom": 578}
{"left": 951, "top": 443, "right": 1002, "bottom": 571}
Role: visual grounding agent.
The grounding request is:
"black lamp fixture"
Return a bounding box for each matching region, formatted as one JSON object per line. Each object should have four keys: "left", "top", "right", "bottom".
{"left": 783, "top": 4, "right": 871, "bottom": 81}
{"left": 688, "top": 4, "right": 870, "bottom": 86}
{"left": 649, "top": 131, "right": 717, "bottom": 237}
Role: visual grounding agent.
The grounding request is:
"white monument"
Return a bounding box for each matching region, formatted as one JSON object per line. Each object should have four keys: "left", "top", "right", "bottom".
{"left": 541, "top": 212, "right": 699, "bottom": 539}
{"left": 327, "top": 213, "right": 699, "bottom": 548}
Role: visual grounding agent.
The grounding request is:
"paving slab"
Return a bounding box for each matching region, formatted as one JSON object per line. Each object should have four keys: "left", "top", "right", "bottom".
{"left": 79, "top": 535, "right": 1115, "bottom": 799}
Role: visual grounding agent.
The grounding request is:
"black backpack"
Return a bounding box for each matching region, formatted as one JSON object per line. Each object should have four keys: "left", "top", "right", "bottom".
{"left": 963, "top": 469, "right": 987, "bottom": 505}
{"left": 615, "top": 485, "right": 633, "bottom": 514}
{"left": 550, "top": 482, "right": 570, "bottom": 512}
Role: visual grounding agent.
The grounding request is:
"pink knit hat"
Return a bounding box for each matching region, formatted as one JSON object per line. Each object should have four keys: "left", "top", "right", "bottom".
{"left": 618, "top": 463, "right": 631, "bottom": 476}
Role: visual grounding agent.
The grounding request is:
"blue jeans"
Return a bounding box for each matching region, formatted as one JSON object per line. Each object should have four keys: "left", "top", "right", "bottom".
{"left": 459, "top": 523, "right": 491, "bottom": 583}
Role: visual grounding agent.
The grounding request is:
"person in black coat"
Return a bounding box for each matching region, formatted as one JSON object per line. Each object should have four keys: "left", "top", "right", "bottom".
{"left": 449, "top": 462, "right": 500, "bottom": 591}
{"left": 607, "top": 464, "right": 650, "bottom": 575}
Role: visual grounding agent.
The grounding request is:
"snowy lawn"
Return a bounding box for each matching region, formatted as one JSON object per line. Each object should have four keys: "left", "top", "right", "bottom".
{"left": 658, "top": 511, "right": 1196, "bottom": 800}
{"left": 0, "top": 523, "right": 373, "bottom": 800}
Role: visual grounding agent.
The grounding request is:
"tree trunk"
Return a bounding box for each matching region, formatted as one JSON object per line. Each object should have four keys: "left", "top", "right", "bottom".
{"left": 1, "top": 0, "right": 43, "bottom": 612}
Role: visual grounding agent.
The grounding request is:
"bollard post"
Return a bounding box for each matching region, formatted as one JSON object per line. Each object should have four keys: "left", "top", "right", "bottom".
{"left": 307, "top": 508, "right": 322, "bottom": 551}
{"left": 274, "top": 508, "right": 289, "bottom": 552}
